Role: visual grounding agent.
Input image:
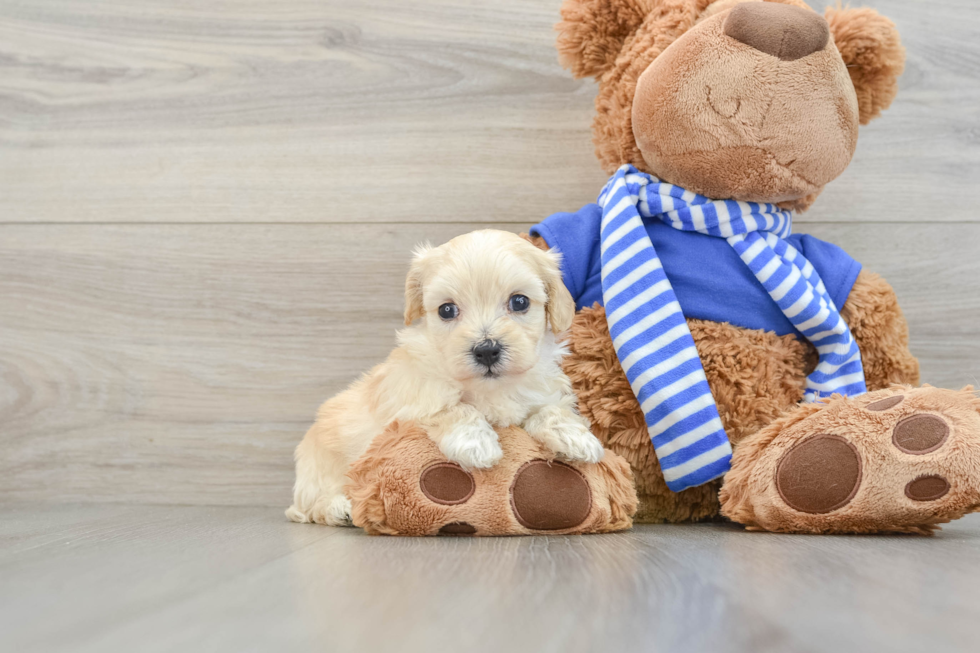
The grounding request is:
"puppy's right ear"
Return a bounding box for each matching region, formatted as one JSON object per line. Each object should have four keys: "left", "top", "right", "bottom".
{"left": 404, "top": 243, "right": 432, "bottom": 325}
{"left": 534, "top": 248, "right": 575, "bottom": 335}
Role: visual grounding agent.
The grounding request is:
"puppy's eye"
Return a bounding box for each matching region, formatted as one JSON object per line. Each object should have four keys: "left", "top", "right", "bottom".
{"left": 438, "top": 303, "right": 458, "bottom": 320}
{"left": 509, "top": 295, "right": 530, "bottom": 313}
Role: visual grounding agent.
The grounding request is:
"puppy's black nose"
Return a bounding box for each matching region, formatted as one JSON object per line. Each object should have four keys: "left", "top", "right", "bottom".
{"left": 472, "top": 340, "right": 502, "bottom": 368}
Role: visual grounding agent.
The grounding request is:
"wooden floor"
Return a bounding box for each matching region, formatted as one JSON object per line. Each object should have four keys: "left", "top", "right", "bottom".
{"left": 1, "top": 504, "right": 978, "bottom": 653}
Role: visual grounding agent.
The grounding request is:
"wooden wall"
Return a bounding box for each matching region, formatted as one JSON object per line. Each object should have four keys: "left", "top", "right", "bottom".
{"left": 2, "top": 0, "right": 978, "bottom": 507}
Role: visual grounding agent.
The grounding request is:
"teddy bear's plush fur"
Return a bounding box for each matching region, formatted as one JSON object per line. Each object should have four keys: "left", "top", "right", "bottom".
{"left": 542, "top": 0, "right": 960, "bottom": 526}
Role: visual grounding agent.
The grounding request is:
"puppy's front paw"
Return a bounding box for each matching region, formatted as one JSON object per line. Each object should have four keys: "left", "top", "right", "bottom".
{"left": 528, "top": 417, "right": 605, "bottom": 464}
{"left": 286, "top": 494, "right": 352, "bottom": 527}
{"left": 440, "top": 421, "right": 503, "bottom": 469}
{"left": 553, "top": 422, "right": 606, "bottom": 463}
{"left": 327, "top": 495, "right": 354, "bottom": 526}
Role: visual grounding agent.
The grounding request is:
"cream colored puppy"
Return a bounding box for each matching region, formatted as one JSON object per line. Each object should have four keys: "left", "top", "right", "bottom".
{"left": 287, "top": 229, "right": 604, "bottom": 525}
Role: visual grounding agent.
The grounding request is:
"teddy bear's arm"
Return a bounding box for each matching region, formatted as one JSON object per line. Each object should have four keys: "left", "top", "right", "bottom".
{"left": 839, "top": 270, "right": 920, "bottom": 390}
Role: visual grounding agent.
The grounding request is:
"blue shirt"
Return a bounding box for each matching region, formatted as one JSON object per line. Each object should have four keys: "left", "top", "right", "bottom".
{"left": 530, "top": 203, "right": 862, "bottom": 338}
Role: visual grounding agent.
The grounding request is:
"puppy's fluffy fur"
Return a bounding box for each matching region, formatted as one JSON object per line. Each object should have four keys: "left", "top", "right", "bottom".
{"left": 287, "top": 230, "right": 603, "bottom": 525}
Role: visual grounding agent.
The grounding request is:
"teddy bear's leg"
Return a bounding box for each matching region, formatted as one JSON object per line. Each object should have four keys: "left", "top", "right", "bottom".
{"left": 562, "top": 303, "right": 820, "bottom": 523}
{"left": 524, "top": 234, "right": 715, "bottom": 521}
{"left": 561, "top": 306, "right": 725, "bottom": 522}
{"left": 719, "top": 386, "right": 980, "bottom": 534}
{"left": 346, "top": 421, "right": 637, "bottom": 536}
{"left": 526, "top": 232, "right": 839, "bottom": 524}
{"left": 840, "top": 270, "right": 920, "bottom": 389}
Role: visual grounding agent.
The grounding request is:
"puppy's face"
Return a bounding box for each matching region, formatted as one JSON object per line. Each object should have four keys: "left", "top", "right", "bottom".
{"left": 404, "top": 230, "right": 574, "bottom": 382}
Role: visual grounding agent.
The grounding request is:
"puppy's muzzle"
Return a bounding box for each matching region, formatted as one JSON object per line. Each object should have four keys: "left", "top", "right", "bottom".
{"left": 471, "top": 340, "right": 503, "bottom": 372}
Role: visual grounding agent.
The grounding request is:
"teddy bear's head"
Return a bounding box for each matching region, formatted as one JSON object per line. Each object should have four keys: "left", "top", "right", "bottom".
{"left": 558, "top": 0, "right": 905, "bottom": 210}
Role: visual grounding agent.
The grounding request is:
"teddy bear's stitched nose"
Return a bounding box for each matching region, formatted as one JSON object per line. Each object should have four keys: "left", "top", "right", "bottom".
{"left": 724, "top": 2, "right": 830, "bottom": 61}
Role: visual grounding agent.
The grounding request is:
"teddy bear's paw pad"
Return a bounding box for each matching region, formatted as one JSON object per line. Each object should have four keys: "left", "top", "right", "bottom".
{"left": 509, "top": 460, "right": 592, "bottom": 530}
{"left": 420, "top": 463, "right": 475, "bottom": 505}
{"left": 775, "top": 434, "right": 861, "bottom": 514}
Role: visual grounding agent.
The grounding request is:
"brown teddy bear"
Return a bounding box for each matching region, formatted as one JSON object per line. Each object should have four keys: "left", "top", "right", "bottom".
{"left": 521, "top": 0, "right": 980, "bottom": 532}
{"left": 343, "top": 0, "right": 980, "bottom": 536}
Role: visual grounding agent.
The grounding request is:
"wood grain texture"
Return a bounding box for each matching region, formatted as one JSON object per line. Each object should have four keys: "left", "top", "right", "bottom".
{"left": 0, "top": 0, "right": 606, "bottom": 224}
{"left": 0, "top": 0, "right": 978, "bottom": 224}
{"left": 1, "top": 504, "right": 979, "bottom": 653}
{"left": 806, "top": 0, "right": 980, "bottom": 224}
{"left": 1, "top": 0, "right": 979, "bottom": 506}
{"left": 1, "top": 222, "right": 978, "bottom": 506}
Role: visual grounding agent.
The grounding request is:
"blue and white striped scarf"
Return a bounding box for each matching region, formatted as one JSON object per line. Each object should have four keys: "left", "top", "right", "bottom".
{"left": 599, "top": 165, "right": 866, "bottom": 492}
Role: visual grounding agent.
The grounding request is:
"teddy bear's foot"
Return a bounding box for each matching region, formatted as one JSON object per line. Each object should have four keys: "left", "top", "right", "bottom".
{"left": 720, "top": 386, "right": 980, "bottom": 534}
{"left": 345, "top": 422, "right": 638, "bottom": 536}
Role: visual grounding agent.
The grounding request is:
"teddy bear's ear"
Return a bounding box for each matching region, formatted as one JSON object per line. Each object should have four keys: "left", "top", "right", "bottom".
{"left": 825, "top": 5, "right": 906, "bottom": 125}
{"left": 556, "top": 0, "right": 651, "bottom": 79}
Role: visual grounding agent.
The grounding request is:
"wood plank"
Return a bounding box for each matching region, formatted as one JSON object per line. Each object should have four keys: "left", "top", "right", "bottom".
{"left": 805, "top": 0, "right": 980, "bottom": 224}
{"left": 0, "top": 0, "right": 978, "bottom": 224}
{"left": 1, "top": 504, "right": 978, "bottom": 653}
{"left": 0, "top": 0, "right": 606, "bottom": 224}
{"left": 1, "top": 222, "right": 977, "bottom": 506}
{"left": 0, "top": 504, "right": 338, "bottom": 653}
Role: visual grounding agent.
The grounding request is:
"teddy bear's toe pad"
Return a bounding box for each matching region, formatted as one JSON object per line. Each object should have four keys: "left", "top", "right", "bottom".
{"left": 722, "top": 386, "right": 980, "bottom": 534}
{"left": 892, "top": 414, "right": 949, "bottom": 454}
{"left": 866, "top": 394, "right": 904, "bottom": 411}
{"left": 420, "top": 463, "right": 475, "bottom": 505}
{"left": 438, "top": 522, "right": 477, "bottom": 535}
{"left": 905, "top": 475, "right": 950, "bottom": 501}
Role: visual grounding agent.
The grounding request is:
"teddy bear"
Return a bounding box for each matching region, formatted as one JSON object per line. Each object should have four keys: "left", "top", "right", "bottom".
{"left": 342, "top": 0, "right": 980, "bottom": 536}
{"left": 519, "top": 0, "right": 980, "bottom": 532}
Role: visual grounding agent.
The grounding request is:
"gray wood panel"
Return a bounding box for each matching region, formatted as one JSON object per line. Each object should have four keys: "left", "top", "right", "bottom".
{"left": 0, "top": 0, "right": 606, "bottom": 224}
{"left": 1, "top": 504, "right": 978, "bottom": 653}
{"left": 0, "top": 0, "right": 978, "bottom": 224}
{"left": 1, "top": 222, "right": 977, "bottom": 506}
{"left": 806, "top": 0, "right": 980, "bottom": 225}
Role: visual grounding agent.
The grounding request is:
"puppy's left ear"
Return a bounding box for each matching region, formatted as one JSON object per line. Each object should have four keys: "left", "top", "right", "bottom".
{"left": 404, "top": 244, "right": 432, "bottom": 326}
{"left": 825, "top": 5, "right": 905, "bottom": 125}
{"left": 538, "top": 249, "right": 575, "bottom": 335}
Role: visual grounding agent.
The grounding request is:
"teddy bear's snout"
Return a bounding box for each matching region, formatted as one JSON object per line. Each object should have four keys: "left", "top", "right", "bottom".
{"left": 723, "top": 2, "right": 829, "bottom": 62}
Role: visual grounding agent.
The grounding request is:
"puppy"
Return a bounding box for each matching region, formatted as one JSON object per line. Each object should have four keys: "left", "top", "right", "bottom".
{"left": 286, "top": 229, "right": 604, "bottom": 525}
